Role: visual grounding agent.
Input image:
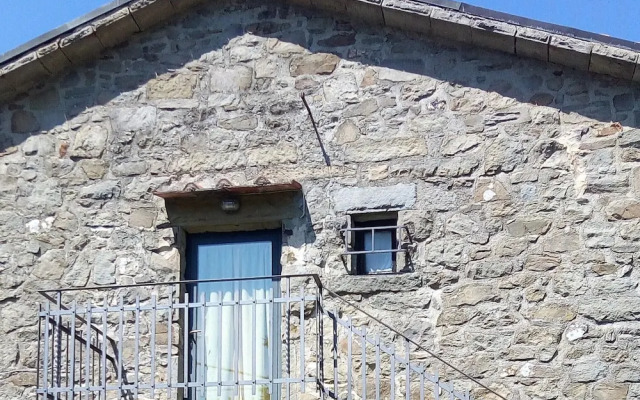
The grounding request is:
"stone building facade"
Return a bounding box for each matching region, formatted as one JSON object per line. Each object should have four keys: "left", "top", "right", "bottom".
{"left": 1, "top": 0, "right": 640, "bottom": 399}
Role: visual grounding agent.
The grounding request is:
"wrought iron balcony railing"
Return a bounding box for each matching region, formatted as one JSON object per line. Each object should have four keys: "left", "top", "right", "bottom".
{"left": 36, "top": 274, "right": 506, "bottom": 400}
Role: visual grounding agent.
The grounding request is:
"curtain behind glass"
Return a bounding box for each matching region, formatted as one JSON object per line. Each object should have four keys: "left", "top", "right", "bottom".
{"left": 191, "top": 241, "right": 273, "bottom": 400}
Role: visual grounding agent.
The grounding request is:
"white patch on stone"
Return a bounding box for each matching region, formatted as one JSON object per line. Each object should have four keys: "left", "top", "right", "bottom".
{"left": 519, "top": 362, "right": 532, "bottom": 378}
{"left": 43, "top": 217, "right": 55, "bottom": 229}
{"left": 483, "top": 189, "right": 496, "bottom": 201}
{"left": 566, "top": 324, "right": 588, "bottom": 342}
{"left": 26, "top": 220, "right": 41, "bottom": 233}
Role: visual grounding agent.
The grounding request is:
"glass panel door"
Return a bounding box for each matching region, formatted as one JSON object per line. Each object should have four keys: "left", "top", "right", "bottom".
{"left": 186, "top": 230, "right": 282, "bottom": 400}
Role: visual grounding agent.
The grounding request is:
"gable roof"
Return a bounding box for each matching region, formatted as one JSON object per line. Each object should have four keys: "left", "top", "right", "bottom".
{"left": 1, "top": 0, "right": 639, "bottom": 103}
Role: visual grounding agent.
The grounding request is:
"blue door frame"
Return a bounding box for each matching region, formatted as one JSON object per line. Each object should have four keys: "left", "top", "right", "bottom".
{"left": 185, "top": 229, "right": 282, "bottom": 400}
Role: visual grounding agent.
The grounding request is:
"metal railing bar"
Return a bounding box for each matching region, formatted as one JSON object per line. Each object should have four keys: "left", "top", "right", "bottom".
{"left": 322, "top": 287, "right": 506, "bottom": 400}
{"left": 340, "top": 226, "right": 408, "bottom": 232}
{"left": 343, "top": 249, "right": 408, "bottom": 255}
{"left": 167, "top": 291, "right": 174, "bottom": 399}
{"left": 300, "top": 286, "right": 306, "bottom": 394}
{"left": 151, "top": 294, "right": 157, "bottom": 399}
{"left": 37, "top": 274, "right": 323, "bottom": 295}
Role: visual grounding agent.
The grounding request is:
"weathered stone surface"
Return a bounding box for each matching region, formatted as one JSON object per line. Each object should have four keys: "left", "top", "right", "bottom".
{"left": 69, "top": 125, "right": 108, "bottom": 159}
{"left": 530, "top": 304, "right": 576, "bottom": 323}
{"left": 218, "top": 115, "right": 258, "bottom": 131}
{"left": 210, "top": 66, "right": 253, "bottom": 92}
{"left": 147, "top": 73, "right": 197, "bottom": 99}
{"left": 11, "top": 110, "right": 39, "bottom": 133}
{"left": 440, "top": 134, "right": 481, "bottom": 156}
{"left": 444, "top": 284, "right": 499, "bottom": 306}
{"left": 570, "top": 361, "right": 607, "bottom": 383}
{"left": 579, "top": 297, "right": 640, "bottom": 322}
{"left": 334, "top": 184, "right": 416, "bottom": 212}
{"left": 2, "top": 2, "right": 640, "bottom": 397}
{"left": 32, "top": 249, "right": 66, "bottom": 280}
{"left": 606, "top": 199, "right": 640, "bottom": 220}
{"left": 506, "top": 218, "right": 551, "bottom": 237}
{"left": 542, "top": 232, "right": 580, "bottom": 253}
{"left": 593, "top": 383, "right": 629, "bottom": 400}
{"left": 345, "top": 137, "right": 427, "bottom": 162}
{"left": 334, "top": 120, "right": 360, "bottom": 144}
{"left": 327, "top": 274, "right": 422, "bottom": 295}
{"left": 290, "top": 53, "right": 340, "bottom": 76}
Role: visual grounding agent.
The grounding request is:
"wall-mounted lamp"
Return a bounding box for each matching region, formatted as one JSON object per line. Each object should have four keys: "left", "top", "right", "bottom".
{"left": 221, "top": 198, "right": 240, "bottom": 213}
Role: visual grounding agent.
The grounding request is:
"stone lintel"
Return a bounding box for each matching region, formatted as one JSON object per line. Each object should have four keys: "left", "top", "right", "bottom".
{"left": 0, "top": 52, "right": 50, "bottom": 93}
{"left": 36, "top": 42, "right": 72, "bottom": 74}
{"left": 470, "top": 18, "right": 516, "bottom": 54}
{"left": 515, "top": 27, "right": 550, "bottom": 62}
{"left": 381, "top": 0, "right": 432, "bottom": 35}
{"left": 93, "top": 8, "right": 141, "bottom": 48}
{"left": 129, "top": 0, "right": 176, "bottom": 31}
{"left": 429, "top": 8, "right": 473, "bottom": 45}
{"left": 589, "top": 43, "right": 638, "bottom": 80}
{"left": 549, "top": 35, "right": 593, "bottom": 71}
{"left": 59, "top": 26, "right": 105, "bottom": 65}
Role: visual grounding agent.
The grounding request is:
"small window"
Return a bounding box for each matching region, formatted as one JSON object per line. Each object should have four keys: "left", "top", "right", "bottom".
{"left": 342, "top": 213, "right": 411, "bottom": 275}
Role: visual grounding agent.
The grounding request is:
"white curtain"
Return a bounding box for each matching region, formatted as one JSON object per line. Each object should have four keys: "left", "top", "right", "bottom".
{"left": 192, "top": 241, "right": 274, "bottom": 400}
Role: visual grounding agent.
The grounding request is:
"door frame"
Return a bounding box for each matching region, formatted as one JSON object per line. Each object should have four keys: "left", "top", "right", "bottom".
{"left": 184, "top": 228, "right": 283, "bottom": 399}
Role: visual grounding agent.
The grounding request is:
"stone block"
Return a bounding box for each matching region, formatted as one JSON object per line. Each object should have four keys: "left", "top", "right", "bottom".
{"left": 345, "top": 137, "right": 427, "bottom": 162}
{"left": 579, "top": 297, "right": 640, "bottom": 323}
{"left": 345, "top": 0, "right": 385, "bottom": 26}
{"left": 147, "top": 73, "right": 197, "bottom": 99}
{"left": 129, "top": 0, "right": 175, "bottom": 31}
{"left": 443, "top": 283, "right": 498, "bottom": 307}
{"left": 381, "top": 0, "right": 432, "bottom": 35}
{"left": 470, "top": 18, "right": 516, "bottom": 54}
{"left": 70, "top": 125, "right": 109, "bottom": 159}
{"left": 326, "top": 273, "right": 422, "bottom": 295}
{"left": 549, "top": 35, "right": 593, "bottom": 71}
{"left": 429, "top": 8, "right": 473, "bottom": 44}
{"left": 530, "top": 303, "right": 577, "bottom": 323}
{"left": 606, "top": 199, "right": 640, "bottom": 220}
{"left": 333, "top": 183, "right": 416, "bottom": 212}
{"left": 515, "top": 27, "right": 550, "bottom": 62}
{"left": 589, "top": 44, "right": 638, "bottom": 80}
{"left": 36, "top": 42, "right": 72, "bottom": 75}
{"left": 570, "top": 361, "right": 608, "bottom": 383}
{"left": 129, "top": 208, "right": 156, "bottom": 228}
{"left": 0, "top": 52, "right": 50, "bottom": 94}
{"left": 59, "top": 26, "right": 105, "bottom": 64}
{"left": 290, "top": 53, "right": 340, "bottom": 77}
{"left": 593, "top": 383, "right": 629, "bottom": 400}
{"left": 93, "top": 8, "right": 140, "bottom": 48}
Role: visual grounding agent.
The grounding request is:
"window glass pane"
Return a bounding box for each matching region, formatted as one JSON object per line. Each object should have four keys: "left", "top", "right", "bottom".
{"left": 363, "top": 230, "right": 393, "bottom": 273}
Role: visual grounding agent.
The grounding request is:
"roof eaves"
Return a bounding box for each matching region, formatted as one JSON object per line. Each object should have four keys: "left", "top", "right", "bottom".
{"left": 1, "top": 0, "right": 640, "bottom": 104}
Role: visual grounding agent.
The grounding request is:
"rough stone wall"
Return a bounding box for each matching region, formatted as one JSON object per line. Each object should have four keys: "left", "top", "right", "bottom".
{"left": 1, "top": 0, "right": 640, "bottom": 398}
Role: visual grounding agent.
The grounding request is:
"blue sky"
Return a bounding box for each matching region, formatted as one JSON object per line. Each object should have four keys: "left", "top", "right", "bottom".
{"left": 0, "top": 0, "right": 638, "bottom": 57}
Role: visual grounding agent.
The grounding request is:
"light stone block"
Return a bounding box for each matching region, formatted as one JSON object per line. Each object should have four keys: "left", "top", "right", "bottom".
{"left": 381, "top": 0, "right": 432, "bottom": 35}
{"left": 549, "top": 35, "right": 593, "bottom": 70}
{"left": 333, "top": 184, "right": 417, "bottom": 212}
{"left": 129, "top": 0, "right": 175, "bottom": 31}
{"left": 429, "top": 8, "right": 473, "bottom": 44}
{"left": 93, "top": 8, "right": 141, "bottom": 48}
{"left": 59, "top": 26, "right": 105, "bottom": 64}
{"left": 470, "top": 18, "right": 516, "bottom": 54}
{"left": 515, "top": 27, "right": 549, "bottom": 61}
{"left": 589, "top": 43, "right": 638, "bottom": 80}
